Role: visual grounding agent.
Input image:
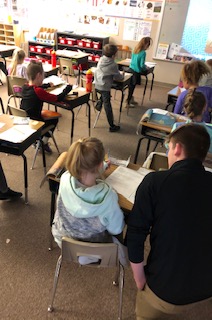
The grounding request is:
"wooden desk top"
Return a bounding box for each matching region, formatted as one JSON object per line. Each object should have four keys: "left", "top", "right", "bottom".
{"left": 0, "top": 114, "right": 44, "bottom": 133}
{"left": 167, "top": 86, "right": 179, "bottom": 97}
{"left": 139, "top": 120, "right": 172, "bottom": 134}
{"left": 55, "top": 50, "right": 90, "bottom": 60}
{"left": 0, "top": 44, "right": 17, "bottom": 52}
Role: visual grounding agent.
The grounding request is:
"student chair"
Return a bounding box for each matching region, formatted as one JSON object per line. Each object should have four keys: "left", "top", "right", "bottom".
{"left": 48, "top": 237, "right": 125, "bottom": 320}
{"left": 8, "top": 105, "right": 60, "bottom": 173}
{"left": 59, "top": 57, "right": 77, "bottom": 84}
{"left": 6, "top": 75, "right": 27, "bottom": 112}
{"left": 116, "top": 45, "right": 132, "bottom": 62}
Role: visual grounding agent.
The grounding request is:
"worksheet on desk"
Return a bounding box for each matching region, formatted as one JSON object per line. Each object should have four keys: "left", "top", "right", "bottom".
{"left": 105, "top": 166, "right": 151, "bottom": 204}
{"left": 0, "top": 126, "right": 36, "bottom": 143}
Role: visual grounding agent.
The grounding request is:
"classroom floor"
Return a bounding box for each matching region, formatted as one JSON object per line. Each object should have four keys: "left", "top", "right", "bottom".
{"left": 0, "top": 74, "right": 211, "bottom": 320}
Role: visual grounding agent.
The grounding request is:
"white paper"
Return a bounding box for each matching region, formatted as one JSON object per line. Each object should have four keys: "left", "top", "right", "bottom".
{"left": 0, "top": 122, "right": 5, "bottom": 129}
{"left": 0, "top": 126, "right": 36, "bottom": 143}
{"left": 43, "top": 75, "right": 66, "bottom": 86}
{"left": 105, "top": 166, "right": 150, "bottom": 204}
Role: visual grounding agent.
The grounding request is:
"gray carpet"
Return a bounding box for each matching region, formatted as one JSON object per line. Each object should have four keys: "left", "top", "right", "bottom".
{"left": 0, "top": 75, "right": 211, "bottom": 319}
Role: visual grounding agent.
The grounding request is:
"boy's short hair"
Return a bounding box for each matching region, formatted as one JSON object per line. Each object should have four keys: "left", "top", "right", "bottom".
{"left": 103, "top": 44, "right": 118, "bottom": 57}
{"left": 27, "top": 61, "right": 44, "bottom": 81}
{"left": 167, "top": 123, "right": 210, "bottom": 162}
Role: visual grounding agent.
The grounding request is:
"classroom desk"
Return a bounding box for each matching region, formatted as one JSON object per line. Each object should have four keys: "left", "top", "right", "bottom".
{"left": 117, "top": 59, "right": 156, "bottom": 105}
{"left": 165, "top": 86, "right": 179, "bottom": 112}
{"left": 134, "top": 121, "right": 171, "bottom": 163}
{"left": 47, "top": 157, "right": 142, "bottom": 249}
{"left": 46, "top": 85, "right": 91, "bottom": 144}
{"left": 0, "top": 114, "right": 44, "bottom": 203}
{"left": 112, "top": 73, "right": 132, "bottom": 121}
{"left": 55, "top": 50, "right": 89, "bottom": 84}
{"left": 90, "top": 67, "right": 132, "bottom": 125}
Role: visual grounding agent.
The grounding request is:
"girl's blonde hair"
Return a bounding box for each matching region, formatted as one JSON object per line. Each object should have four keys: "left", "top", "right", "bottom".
{"left": 66, "top": 137, "right": 105, "bottom": 180}
{"left": 133, "top": 37, "right": 153, "bottom": 54}
{"left": 10, "top": 48, "right": 26, "bottom": 76}
{"left": 183, "top": 88, "right": 206, "bottom": 120}
{"left": 181, "top": 60, "right": 210, "bottom": 85}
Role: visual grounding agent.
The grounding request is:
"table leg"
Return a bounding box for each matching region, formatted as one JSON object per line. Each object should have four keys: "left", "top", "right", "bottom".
{"left": 87, "top": 102, "right": 91, "bottom": 137}
{"left": 22, "top": 154, "right": 28, "bottom": 204}
{"left": 141, "top": 76, "right": 148, "bottom": 106}
{"left": 49, "top": 191, "right": 56, "bottom": 250}
{"left": 149, "top": 72, "right": 154, "bottom": 100}
{"left": 70, "top": 109, "right": 75, "bottom": 145}
{"left": 118, "top": 89, "right": 125, "bottom": 124}
{"left": 0, "top": 97, "right": 4, "bottom": 113}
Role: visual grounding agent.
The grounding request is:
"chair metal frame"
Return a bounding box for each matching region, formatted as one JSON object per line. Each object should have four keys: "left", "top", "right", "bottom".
{"left": 6, "top": 75, "right": 27, "bottom": 112}
{"left": 48, "top": 237, "right": 125, "bottom": 320}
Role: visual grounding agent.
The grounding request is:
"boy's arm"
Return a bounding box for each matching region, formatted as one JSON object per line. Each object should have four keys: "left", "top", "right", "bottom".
{"left": 34, "top": 84, "right": 72, "bottom": 103}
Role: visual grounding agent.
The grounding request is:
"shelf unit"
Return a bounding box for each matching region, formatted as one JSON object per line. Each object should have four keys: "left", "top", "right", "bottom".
{"left": 0, "top": 23, "right": 19, "bottom": 46}
{"left": 56, "top": 31, "right": 110, "bottom": 66}
{"left": 28, "top": 41, "right": 55, "bottom": 63}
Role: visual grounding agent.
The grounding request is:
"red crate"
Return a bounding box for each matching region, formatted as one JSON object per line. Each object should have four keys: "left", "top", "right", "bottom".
{"left": 85, "top": 41, "right": 93, "bottom": 48}
{"left": 93, "top": 42, "right": 101, "bottom": 49}
{"left": 45, "top": 48, "right": 52, "bottom": 54}
{"left": 67, "top": 38, "right": 77, "bottom": 45}
{"left": 36, "top": 46, "right": 45, "bottom": 53}
{"left": 29, "top": 46, "right": 37, "bottom": 52}
{"left": 59, "top": 37, "right": 67, "bottom": 44}
{"left": 77, "top": 39, "right": 86, "bottom": 47}
{"left": 94, "top": 55, "right": 100, "bottom": 62}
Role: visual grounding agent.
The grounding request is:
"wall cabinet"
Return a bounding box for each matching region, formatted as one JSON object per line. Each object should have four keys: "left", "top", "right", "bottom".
{"left": 56, "top": 32, "right": 109, "bottom": 65}
{"left": 28, "top": 41, "right": 55, "bottom": 63}
{"left": 0, "top": 23, "right": 20, "bottom": 46}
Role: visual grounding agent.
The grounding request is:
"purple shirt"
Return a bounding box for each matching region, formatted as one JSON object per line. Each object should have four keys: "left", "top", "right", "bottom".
{"left": 174, "top": 86, "right": 212, "bottom": 122}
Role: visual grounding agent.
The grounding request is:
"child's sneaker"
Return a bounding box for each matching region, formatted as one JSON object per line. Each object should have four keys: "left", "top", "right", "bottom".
{"left": 109, "top": 125, "right": 120, "bottom": 132}
{"left": 43, "top": 143, "right": 52, "bottom": 154}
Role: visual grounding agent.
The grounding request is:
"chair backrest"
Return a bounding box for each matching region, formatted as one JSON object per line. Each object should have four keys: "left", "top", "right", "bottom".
{"left": 116, "top": 45, "right": 132, "bottom": 61}
{"left": 59, "top": 57, "right": 75, "bottom": 77}
{"left": 6, "top": 75, "right": 27, "bottom": 97}
{"left": 8, "top": 104, "right": 27, "bottom": 117}
{"left": 61, "top": 237, "right": 119, "bottom": 267}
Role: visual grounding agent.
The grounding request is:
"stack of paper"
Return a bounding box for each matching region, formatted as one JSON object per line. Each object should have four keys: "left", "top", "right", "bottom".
{"left": 105, "top": 166, "right": 151, "bottom": 204}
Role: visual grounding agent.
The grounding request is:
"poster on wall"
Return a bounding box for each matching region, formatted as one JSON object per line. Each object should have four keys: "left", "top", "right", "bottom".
{"left": 103, "top": 0, "right": 165, "bottom": 21}
{"left": 123, "top": 19, "right": 152, "bottom": 41}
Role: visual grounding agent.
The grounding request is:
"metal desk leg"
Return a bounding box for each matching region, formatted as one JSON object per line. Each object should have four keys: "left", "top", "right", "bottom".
{"left": 118, "top": 88, "right": 125, "bottom": 124}
{"left": 49, "top": 192, "right": 56, "bottom": 251}
{"left": 22, "top": 154, "right": 28, "bottom": 204}
{"left": 0, "top": 97, "right": 4, "bottom": 113}
{"left": 134, "top": 137, "right": 145, "bottom": 164}
{"left": 87, "top": 102, "right": 91, "bottom": 137}
{"left": 41, "top": 140, "right": 47, "bottom": 174}
{"left": 141, "top": 76, "right": 148, "bottom": 106}
{"left": 70, "top": 109, "right": 75, "bottom": 145}
{"left": 149, "top": 72, "right": 154, "bottom": 100}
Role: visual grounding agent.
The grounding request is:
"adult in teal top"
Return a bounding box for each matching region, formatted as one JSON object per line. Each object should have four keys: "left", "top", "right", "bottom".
{"left": 126, "top": 36, "right": 153, "bottom": 108}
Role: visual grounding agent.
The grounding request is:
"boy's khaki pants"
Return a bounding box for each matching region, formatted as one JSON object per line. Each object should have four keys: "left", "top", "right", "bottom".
{"left": 136, "top": 284, "right": 212, "bottom": 320}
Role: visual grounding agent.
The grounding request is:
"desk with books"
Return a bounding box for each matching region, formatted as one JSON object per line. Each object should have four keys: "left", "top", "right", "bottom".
{"left": 45, "top": 152, "right": 152, "bottom": 249}
{"left": 0, "top": 114, "right": 44, "bottom": 203}
{"left": 45, "top": 78, "right": 91, "bottom": 144}
{"left": 117, "top": 59, "right": 156, "bottom": 105}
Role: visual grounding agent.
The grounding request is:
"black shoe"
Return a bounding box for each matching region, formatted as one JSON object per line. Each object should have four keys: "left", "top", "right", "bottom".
{"left": 0, "top": 188, "right": 22, "bottom": 200}
{"left": 95, "top": 100, "right": 102, "bottom": 112}
{"left": 109, "top": 125, "right": 120, "bottom": 132}
{"left": 43, "top": 143, "right": 52, "bottom": 154}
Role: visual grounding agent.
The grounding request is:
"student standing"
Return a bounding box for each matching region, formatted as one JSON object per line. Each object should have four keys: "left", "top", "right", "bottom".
{"left": 52, "top": 137, "right": 128, "bottom": 266}
{"left": 21, "top": 61, "right": 72, "bottom": 153}
{"left": 126, "top": 124, "right": 212, "bottom": 319}
{"left": 94, "top": 44, "right": 124, "bottom": 132}
{"left": 174, "top": 60, "right": 212, "bottom": 122}
{"left": 7, "top": 48, "right": 28, "bottom": 79}
{"left": 126, "top": 36, "right": 153, "bottom": 107}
